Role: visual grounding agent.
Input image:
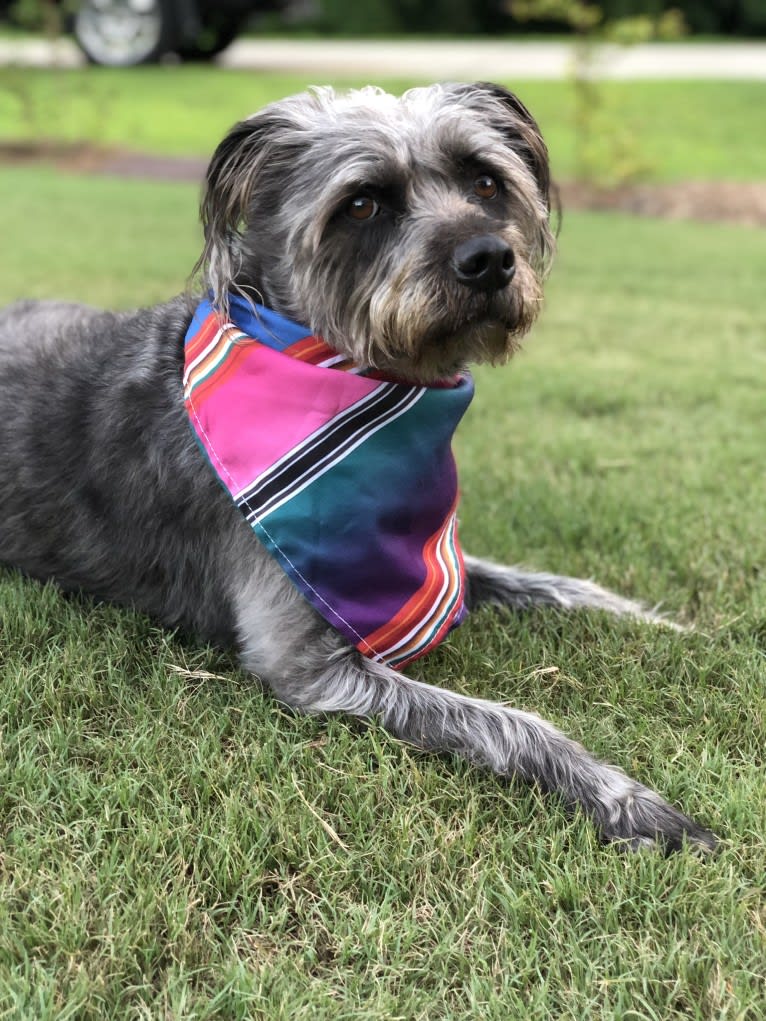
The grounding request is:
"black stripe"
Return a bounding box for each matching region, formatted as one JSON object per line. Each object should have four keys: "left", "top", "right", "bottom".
{"left": 238, "top": 385, "right": 422, "bottom": 519}
{"left": 240, "top": 384, "right": 420, "bottom": 518}
{"left": 240, "top": 384, "right": 399, "bottom": 510}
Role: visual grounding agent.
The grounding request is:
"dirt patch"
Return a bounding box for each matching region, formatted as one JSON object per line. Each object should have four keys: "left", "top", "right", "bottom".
{"left": 0, "top": 139, "right": 207, "bottom": 182}
{"left": 3, "top": 139, "right": 766, "bottom": 227}
{"left": 559, "top": 179, "right": 766, "bottom": 229}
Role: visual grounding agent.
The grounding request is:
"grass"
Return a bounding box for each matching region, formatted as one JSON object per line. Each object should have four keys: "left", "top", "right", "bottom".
{"left": 1, "top": 168, "right": 199, "bottom": 307}
{"left": 0, "top": 66, "right": 765, "bottom": 180}
{"left": 0, "top": 161, "right": 764, "bottom": 1018}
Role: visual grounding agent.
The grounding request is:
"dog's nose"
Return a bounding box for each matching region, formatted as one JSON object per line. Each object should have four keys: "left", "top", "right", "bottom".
{"left": 453, "top": 236, "right": 516, "bottom": 292}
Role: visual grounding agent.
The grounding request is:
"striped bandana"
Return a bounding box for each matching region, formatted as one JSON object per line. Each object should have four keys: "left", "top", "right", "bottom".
{"left": 183, "top": 295, "right": 474, "bottom": 670}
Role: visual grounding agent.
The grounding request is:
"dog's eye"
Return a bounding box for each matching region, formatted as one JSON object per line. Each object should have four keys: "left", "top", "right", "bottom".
{"left": 347, "top": 196, "right": 380, "bottom": 221}
{"left": 474, "top": 175, "right": 499, "bottom": 200}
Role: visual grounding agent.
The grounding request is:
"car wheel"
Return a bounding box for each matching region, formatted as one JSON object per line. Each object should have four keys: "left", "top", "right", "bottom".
{"left": 73, "top": 0, "right": 179, "bottom": 66}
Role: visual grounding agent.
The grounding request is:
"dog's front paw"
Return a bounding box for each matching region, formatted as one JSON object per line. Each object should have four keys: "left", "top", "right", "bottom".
{"left": 598, "top": 783, "right": 717, "bottom": 854}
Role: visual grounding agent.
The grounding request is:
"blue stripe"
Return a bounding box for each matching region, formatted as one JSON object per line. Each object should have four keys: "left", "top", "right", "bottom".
{"left": 186, "top": 296, "right": 313, "bottom": 353}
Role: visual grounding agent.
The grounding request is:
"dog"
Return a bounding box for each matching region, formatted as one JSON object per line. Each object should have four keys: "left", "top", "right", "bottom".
{"left": 0, "top": 83, "right": 715, "bottom": 852}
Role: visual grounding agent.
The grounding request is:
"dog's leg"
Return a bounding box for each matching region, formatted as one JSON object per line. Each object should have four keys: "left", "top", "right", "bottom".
{"left": 235, "top": 585, "right": 714, "bottom": 852}
{"left": 464, "top": 554, "right": 678, "bottom": 626}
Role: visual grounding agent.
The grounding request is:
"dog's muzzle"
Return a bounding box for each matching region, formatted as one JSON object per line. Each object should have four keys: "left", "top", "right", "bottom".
{"left": 453, "top": 235, "right": 516, "bottom": 293}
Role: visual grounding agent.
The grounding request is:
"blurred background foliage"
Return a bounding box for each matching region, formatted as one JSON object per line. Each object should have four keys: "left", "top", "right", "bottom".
{"left": 309, "top": 0, "right": 765, "bottom": 36}
{"left": 5, "top": 0, "right": 766, "bottom": 37}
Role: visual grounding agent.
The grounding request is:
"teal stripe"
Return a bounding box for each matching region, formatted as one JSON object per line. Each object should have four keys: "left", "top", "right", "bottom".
{"left": 186, "top": 329, "right": 245, "bottom": 396}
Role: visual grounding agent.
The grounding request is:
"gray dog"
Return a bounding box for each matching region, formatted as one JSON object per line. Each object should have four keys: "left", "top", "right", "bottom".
{"left": 0, "top": 83, "right": 715, "bottom": 852}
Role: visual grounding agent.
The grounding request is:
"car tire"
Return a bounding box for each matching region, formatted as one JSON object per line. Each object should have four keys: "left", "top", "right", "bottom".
{"left": 73, "top": 0, "right": 180, "bottom": 67}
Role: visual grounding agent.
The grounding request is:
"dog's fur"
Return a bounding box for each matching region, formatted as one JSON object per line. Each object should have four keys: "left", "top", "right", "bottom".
{"left": 0, "top": 83, "right": 715, "bottom": 852}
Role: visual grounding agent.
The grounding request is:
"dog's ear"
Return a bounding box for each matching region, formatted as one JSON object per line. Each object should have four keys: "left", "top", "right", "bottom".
{"left": 465, "top": 81, "right": 551, "bottom": 212}
{"left": 194, "top": 108, "right": 297, "bottom": 314}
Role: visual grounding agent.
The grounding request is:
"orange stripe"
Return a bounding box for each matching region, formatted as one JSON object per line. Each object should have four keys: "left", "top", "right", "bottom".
{"left": 184, "top": 312, "right": 222, "bottom": 363}
{"left": 284, "top": 336, "right": 331, "bottom": 362}
{"left": 382, "top": 516, "right": 463, "bottom": 663}
{"left": 358, "top": 496, "right": 462, "bottom": 659}
{"left": 187, "top": 325, "right": 244, "bottom": 391}
{"left": 396, "top": 528, "right": 465, "bottom": 667}
{"left": 360, "top": 528, "right": 444, "bottom": 654}
{"left": 184, "top": 320, "right": 231, "bottom": 386}
{"left": 284, "top": 336, "right": 367, "bottom": 372}
{"left": 186, "top": 338, "right": 252, "bottom": 406}
{"left": 389, "top": 517, "right": 463, "bottom": 664}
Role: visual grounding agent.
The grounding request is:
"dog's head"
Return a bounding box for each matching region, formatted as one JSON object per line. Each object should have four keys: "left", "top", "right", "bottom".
{"left": 197, "top": 83, "right": 554, "bottom": 383}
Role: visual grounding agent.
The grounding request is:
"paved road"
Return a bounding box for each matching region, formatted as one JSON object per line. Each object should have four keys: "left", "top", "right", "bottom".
{"left": 1, "top": 37, "right": 765, "bottom": 79}
{"left": 221, "top": 39, "right": 766, "bottom": 80}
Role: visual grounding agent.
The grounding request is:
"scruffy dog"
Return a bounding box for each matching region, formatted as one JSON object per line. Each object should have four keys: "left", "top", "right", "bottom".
{"left": 0, "top": 83, "right": 715, "bottom": 852}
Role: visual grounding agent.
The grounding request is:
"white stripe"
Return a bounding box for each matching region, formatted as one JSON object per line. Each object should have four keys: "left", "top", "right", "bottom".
{"left": 373, "top": 515, "right": 459, "bottom": 664}
{"left": 313, "top": 351, "right": 370, "bottom": 375}
{"left": 232, "top": 383, "right": 412, "bottom": 502}
{"left": 244, "top": 388, "right": 426, "bottom": 519}
{"left": 316, "top": 353, "right": 349, "bottom": 368}
{"left": 183, "top": 323, "right": 229, "bottom": 385}
{"left": 182, "top": 322, "right": 244, "bottom": 387}
{"left": 183, "top": 333, "right": 241, "bottom": 400}
{"left": 386, "top": 536, "right": 460, "bottom": 665}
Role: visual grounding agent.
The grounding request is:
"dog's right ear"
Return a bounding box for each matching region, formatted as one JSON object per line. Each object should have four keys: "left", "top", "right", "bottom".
{"left": 194, "top": 108, "right": 295, "bottom": 315}
{"left": 468, "top": 82, "right": 551, "bottom": 212}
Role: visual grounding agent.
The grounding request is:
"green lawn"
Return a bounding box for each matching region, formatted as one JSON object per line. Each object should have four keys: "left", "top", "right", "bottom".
{"left": 0, "top": 92, "right": 765, "bottom": 1020}
{"left": 1, "top": 67, "right": 765, "bottom": 180}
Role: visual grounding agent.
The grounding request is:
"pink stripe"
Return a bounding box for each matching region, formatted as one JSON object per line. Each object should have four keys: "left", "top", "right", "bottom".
{"left": 191, "top": 341, "right": 381, "bottom": 495}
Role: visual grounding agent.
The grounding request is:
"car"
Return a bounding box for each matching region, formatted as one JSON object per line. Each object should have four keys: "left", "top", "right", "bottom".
{"left": 70, "top": 0, "right": 270, "bottom": 66}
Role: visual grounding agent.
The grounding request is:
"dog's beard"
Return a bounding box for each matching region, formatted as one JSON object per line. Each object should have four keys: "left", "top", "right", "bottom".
{"left": 416, "top": 319, "right": 517, "bottom": 377}
{"left": 319, "top": 266, "right": 543, "bottom": 383}
{"left": 279, "top": 236, "right": 543, "bottom": 383}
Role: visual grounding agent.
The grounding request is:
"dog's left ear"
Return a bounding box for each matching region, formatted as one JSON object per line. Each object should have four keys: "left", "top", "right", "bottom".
{"left": 463, "top": 81, "right": 552, "bottom": 212}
